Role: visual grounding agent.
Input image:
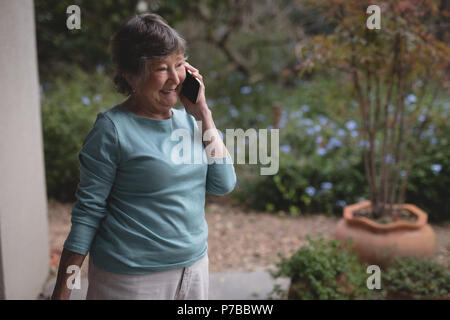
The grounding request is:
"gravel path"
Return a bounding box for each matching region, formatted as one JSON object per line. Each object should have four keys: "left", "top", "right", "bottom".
{"left": 47, "top": 199, "right": 450, "bottom": 279}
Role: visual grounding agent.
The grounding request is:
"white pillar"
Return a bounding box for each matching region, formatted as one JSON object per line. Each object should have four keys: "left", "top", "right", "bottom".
{"left": 0, "top": 0, "right": 49, "bottom": 299}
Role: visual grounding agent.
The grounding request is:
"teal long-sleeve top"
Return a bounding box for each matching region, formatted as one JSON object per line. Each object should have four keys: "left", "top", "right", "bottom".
{"left": 63, "top": 104, "right": 236, "bottom": 274}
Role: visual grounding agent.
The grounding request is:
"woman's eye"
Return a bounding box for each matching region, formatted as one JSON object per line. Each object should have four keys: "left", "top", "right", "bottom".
{"left": 157, "top": 67, "right": 167, "bottom": 71}
{"left": 176, "top": 63, "right": 183, "bottom": 68}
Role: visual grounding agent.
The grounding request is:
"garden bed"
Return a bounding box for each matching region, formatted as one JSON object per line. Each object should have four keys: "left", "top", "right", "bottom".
{"left": 47, "top": 197, "right": 450, "bottom": 279}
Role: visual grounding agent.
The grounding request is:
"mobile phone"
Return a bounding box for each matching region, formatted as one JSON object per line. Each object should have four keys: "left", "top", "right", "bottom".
{"left": 181, "top": 69, "right": 201, "bottom": 104}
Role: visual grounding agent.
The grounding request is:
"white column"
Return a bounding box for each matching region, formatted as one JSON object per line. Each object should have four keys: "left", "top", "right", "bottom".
{"left": 0, "top": 0, "right": 49, "bottom": 299}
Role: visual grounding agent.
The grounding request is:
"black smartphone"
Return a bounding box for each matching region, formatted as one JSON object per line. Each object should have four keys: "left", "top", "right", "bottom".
{"left": 181, "top": 69, "right": 201, "bottom": 104}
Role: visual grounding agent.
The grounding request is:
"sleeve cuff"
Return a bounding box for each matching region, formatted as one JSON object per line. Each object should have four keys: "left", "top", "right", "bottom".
{"left": 63, "top": 222, "right": 99, "bottom": 255}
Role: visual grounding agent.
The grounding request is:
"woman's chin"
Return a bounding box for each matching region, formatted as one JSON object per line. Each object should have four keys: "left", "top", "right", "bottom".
{"left": 159, "top": 94, "right": 178, "bottom": 106}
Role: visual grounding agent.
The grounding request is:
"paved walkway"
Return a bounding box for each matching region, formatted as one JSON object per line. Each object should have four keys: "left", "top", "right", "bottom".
{"left": 40, "top": 270, "right": 291, "bottom": 300}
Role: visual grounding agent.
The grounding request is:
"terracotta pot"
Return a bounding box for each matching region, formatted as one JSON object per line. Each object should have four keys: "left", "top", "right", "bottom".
{"left": 334, "top": 201, "right": 436, "bottom": 268}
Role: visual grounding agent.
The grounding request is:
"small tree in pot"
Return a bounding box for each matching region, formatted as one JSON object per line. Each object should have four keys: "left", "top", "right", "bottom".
{"left": 298, "top": 0, "right": 449, "bottom": 265}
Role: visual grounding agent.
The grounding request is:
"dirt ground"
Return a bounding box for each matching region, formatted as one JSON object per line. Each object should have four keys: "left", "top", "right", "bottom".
{"left": 47, "top": 198, "right": 450, "bottom": 279}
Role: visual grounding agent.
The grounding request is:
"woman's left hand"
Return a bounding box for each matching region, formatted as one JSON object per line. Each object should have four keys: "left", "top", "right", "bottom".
{"left": 179, "top": 62, "right": 210, "bottom": 120}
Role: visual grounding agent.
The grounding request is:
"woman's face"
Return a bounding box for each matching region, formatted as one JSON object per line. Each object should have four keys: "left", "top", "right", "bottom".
{"left": 135, "top": 52, "right": 186, "bottom": 111}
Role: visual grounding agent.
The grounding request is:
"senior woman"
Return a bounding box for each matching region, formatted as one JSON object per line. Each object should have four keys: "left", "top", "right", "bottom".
{"left": 51, "top": 13, "right": 236, "bottom": 300}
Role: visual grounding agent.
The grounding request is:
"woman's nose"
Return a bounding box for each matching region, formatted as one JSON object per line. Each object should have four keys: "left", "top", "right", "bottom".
{"left": 168, "top": 67, "right": 180, "bottom": 84}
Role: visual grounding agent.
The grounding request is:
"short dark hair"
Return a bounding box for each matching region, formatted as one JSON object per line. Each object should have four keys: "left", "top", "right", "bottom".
{"left": 109, "top": 13, "right": 186, "bottom": 96}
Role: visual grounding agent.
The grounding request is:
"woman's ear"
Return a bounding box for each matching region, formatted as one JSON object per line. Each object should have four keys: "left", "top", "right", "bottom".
{"left": 123, "top": 72, "right": 137, "bottom": 93}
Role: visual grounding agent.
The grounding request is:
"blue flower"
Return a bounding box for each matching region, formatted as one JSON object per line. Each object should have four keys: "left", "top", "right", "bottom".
{"left": 81, "top": 96, "right": 90, "bottom": 105}
{"left": 385, "top": 154, "right": 395, "bottom": 164}
{"left": 96, "top": 65, "right": 105, "bottom": 73}
{"left": 358, "top": 140, "right": 370, "bottom": 148}
{"left": 400, "top": 170, "right": 407, "bottom": 178}
{"left": 430, "top": 164, "right": 442, "bottom": 174}
{"left": 346, "top": 120, "right": 357, "bottom": 130}
{"left": 240, "top": 86, "right": 252, "bottom": 95}
{"left": 292, "top": 111, "right": 303, "bottom": 118}
{"left": 317, "top": 115, "right": 328, "bottom": 125}
{"left": 405, "top": 94, "right": 417, "bottom": 104}
{"left": 317, "top": 147, "right": 327, "bottom": 156}
{"left": 430, "top": 137, "right": 438, "bottom": 145}
{"left": 350, "top": 130, "right": 359, "bottom": 137}
{"left": 280, "top": 145, "right": 291, "bottom": 154}
{"left": 306, "top": 128, "right": 315, "bottom": 135}
{"left": 221, "top": 97, "right": 231, "bottom": 104}
{"left": 321, "top": 182, "right": 333, "bottom": 190}
{"left": 327, "top": 137, "right": 343, "bottom": 149}
{"left": 301, "top": 104, "right": 310, "bottom": 112}
{"left": 418, "top": 113, "right": 426, "bottom": 122}
{"left": 256, "top": 114, "right": 266, "bottom": 122}
{"left": 313, "top": 124, "right": 321, "bottom": 133}
{"left": 336, "top": 200, "right": 347, "bottom": 207}
{"left": 305, "top": 186, "right": 316, "bottom": 196}
{"left": 337, "top": 129, "right": 347, "bottom": 137}
{"left": 93, "top": 94, "right": 102, "bottom": 102}
{"left": 279, "top": 110, "right": 288, "bottom": 128}
{"left": 229, "top": 107, "right": 239, "bottom": 118}
{"left": 315, "top": 136, "right": 323, "bottom": 144}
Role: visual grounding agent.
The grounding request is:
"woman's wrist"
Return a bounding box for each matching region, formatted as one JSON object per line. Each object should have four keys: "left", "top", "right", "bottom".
{"left": 191, "top": 106, "right": 211, "bottom": 122}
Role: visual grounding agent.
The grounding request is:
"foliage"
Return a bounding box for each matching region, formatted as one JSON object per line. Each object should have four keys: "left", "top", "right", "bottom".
{"left": 268, "top": 236, "right": 373, "bottom": 300}
{"left": 41, "top": 67, "right": 122, "bottom": 201}
{"left": 404, "top": 110, "right": 450, "bottom": 222}
{"left": 382, "top": 256, "right": 450, "bottom": 299}
{"left": 36, "top": 1, "right": 450, "bottom": 222}
{"left": 300, "top": 0, "right": 450, "bottom": 218}
{"left": 221, "top": 74, "right": 449, "bottom": 222}
{"left": 35, "top": 0, "right": 141, "bottom": 79}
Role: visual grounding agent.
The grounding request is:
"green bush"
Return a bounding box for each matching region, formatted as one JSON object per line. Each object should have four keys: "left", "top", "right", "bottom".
{"left": 41, "top": 67, "right": 122, "bottom": 201}
{"left": 268, "top": 236, "right": 373, "bottom": 300}
{"left": 230, "top": 99, "right": 369, "bottom": 217}
{"left": 227, "top": 78, "right": 449, "bottom": 222}
{"left": 382, "top": 256, "right": 450, "bottom": 299}
{"left": 404, "top": 111, "right": 450, "bottom": 223}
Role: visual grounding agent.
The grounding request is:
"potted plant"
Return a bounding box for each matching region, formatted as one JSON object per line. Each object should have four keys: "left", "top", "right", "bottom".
{"left": 300, "top": 0, "right": 449, "bottom": 266}
{"left": 382, "top": 256, "right": 450, "bottom": 300}
{"left": 268, "top": 236, "right": 374, "bottom": 300}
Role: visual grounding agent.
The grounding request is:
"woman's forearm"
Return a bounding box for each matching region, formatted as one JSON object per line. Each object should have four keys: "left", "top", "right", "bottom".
{"left": 51, "top": 248, "right": 86, "bottom": 300}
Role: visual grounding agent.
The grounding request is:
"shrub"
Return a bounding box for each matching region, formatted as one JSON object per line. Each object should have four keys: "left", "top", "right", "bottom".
{"left": 230, "top": 93, "right": 449, "bottom": 222}
{"left": 231, "top": 105, "right": 369, "bottom": 217}
{"left": 404, "top": 112, "right": 450, "bottom": 223}
{"left": 268, "top": 236, "right": 373, "bottom": 300}
{"left": 41, "top": 67, "right": 122, "bottom": 201}
{"left": 382, "top": 256, "right": 450, "bottom": 300}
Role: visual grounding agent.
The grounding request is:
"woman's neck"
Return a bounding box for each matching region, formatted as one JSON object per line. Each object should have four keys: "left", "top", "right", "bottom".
{"left": 122, "top": 95, "right": 173, "bottom": 120}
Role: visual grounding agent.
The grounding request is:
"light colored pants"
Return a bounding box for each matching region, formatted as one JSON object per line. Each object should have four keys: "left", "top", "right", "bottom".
{"left": 86, "top": 254, "right": 209, "bottom": 300}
